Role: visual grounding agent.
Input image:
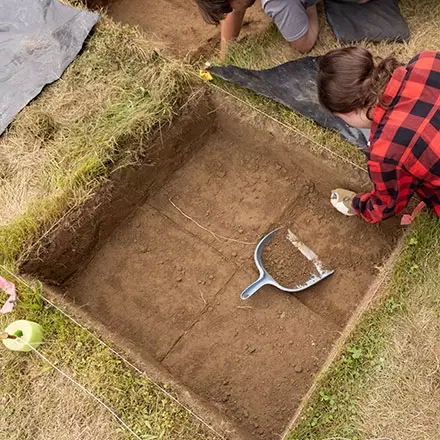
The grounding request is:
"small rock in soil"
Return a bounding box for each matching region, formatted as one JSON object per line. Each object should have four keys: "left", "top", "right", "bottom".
{"left": 176, "top": 276, "right": 183, "bottom": 282}
{"left": 295, "top": 365, "right": 303, "bottom": 373}
{"left": 232, "top": 251, "right": 238, "bottom": 257}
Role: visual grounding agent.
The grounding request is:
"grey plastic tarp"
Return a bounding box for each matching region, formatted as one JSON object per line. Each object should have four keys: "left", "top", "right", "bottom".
{"left": 324, "top": 0, "right": 409, "bottom": 43}
{"left": 210, "top": 57, "right": 369, "bottom": 149}
{"left": 0, "top": 0, "right": 99, "bottom": 135}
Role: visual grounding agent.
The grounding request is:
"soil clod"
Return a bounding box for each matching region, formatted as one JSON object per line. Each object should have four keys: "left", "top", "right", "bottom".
{"left": 262, "top": 227, "right": 320, "bottom": 288}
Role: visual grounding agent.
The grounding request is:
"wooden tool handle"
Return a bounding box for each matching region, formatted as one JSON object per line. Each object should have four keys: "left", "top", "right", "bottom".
{"left": 0, "top": 332, "right": 16, "bottom": 340}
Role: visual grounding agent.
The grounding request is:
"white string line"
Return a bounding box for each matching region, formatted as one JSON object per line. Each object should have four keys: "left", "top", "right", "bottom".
{"left": 13, "top": 336, "right": 144, "bottom": 440}
{"left": 169, "top": 198, "right": 256, "bottom": 245}
{"left": 0, "top": 265, "right": 226, "bottom": 440}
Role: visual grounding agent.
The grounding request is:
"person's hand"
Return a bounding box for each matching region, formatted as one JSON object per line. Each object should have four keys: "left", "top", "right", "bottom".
{"left": 330, "top": 189, "right": 356, "bottom": 216}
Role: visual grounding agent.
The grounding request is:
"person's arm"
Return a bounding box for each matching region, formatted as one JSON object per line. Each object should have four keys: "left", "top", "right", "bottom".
{"left": 352, "top": 161, "right": 415, "bottom": 223}
{"left": 220, "top": 7, "right": 247, "bottom": 58}
{"left": 289, "top": 4, "right": 319, "bottom": 53}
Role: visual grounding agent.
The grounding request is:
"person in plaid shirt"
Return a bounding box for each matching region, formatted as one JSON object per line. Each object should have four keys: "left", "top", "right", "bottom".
{"left": 318, "top": 47, "right": 440, "bottom": 223}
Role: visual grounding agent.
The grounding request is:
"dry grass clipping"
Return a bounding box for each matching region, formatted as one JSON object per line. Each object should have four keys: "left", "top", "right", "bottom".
{"left": 1, "top": 372, "right": 125, "bottom": 440}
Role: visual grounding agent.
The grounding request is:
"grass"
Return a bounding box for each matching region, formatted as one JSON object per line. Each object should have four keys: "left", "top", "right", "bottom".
{"left": 358, "top": 256, "right": 440, "bottom": 439}
{"left": 0, "top": 16, "right": 192, "bottom": 267}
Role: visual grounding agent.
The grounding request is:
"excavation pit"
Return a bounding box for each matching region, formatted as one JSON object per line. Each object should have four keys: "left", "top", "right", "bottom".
{"left": 24, "top": 95, "right": 399, "bottom": 439}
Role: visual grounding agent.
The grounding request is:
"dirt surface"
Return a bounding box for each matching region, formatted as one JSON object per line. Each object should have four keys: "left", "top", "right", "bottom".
{"left": 87, "top": 0, "right": 270, "bottom": 58}
{"left": 262, "top": 228, "right": 320, "bottom": 288}
{"left": 43, "top": 106, "right": 400, "bottom": 440}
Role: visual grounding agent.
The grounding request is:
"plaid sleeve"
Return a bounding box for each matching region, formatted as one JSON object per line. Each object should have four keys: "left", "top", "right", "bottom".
{"left": 352, "top": 161, "right": 415, "bottom": 224}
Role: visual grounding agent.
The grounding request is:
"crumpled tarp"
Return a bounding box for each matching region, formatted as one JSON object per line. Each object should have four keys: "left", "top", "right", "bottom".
{"left": 0, "top": 0, "right": 99, "bottom": 135}
{"left": 324, "top": 0, "right": 409, "bottom": 43}
{"left": 209, "top": 57, "right": 369, "bottom": 149}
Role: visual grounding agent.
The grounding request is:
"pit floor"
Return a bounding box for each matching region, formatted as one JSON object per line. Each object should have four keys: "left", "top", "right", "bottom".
{"left": 61, "top": 111, "right": 399, "bottom": 439}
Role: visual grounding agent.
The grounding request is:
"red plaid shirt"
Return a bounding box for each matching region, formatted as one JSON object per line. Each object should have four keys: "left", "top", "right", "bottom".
{"left": 353, "top": 51, "right": 440, "bottom": 223}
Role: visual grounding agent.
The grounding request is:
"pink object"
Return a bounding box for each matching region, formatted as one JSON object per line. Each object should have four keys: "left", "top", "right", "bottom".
{"left": 401, "top": 202, "right": 427, "bottom": 226}
{"left": 0, "top": 276, "right": 17, "bottom": 314}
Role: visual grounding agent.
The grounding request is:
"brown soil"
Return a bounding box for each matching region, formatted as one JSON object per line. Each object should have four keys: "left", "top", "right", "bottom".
{"left": 25, "top": 99, "right": 400, "bottom": 439}
{"left": 262, "top": 227, "right": 320, "bottom": 288}
{"left": 86, "top": 0, "right": 270, "bottom": 58}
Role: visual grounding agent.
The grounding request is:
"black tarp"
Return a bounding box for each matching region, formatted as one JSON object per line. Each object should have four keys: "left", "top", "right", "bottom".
{"left": 209, "top": 57, "right": 369, "bottom": 149}
{"left": 0, "top": 0, "right": 99, "bottom": 135}
{"left": 324, "top": 0, "right": 409, "bottom": 43}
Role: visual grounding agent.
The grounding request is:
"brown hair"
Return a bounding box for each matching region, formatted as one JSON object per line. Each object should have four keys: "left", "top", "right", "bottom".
{"left": 318, "top": 46, "right": 403, "bottom": 118}
{"left": 194, "top": 0, "right": 232, "bottom": 24}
